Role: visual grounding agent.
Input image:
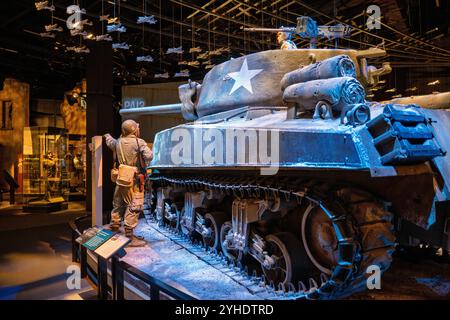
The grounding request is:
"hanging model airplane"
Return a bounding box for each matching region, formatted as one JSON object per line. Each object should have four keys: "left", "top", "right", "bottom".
{"left": 174, "top": 70, "right": 190, "bottom": 77}
{"left": 427, "top": 80, "right": 440, "bottom": 86}
{"left": 137, "top": 16, "right": 157, "bottom": 24}
{"left": 66, "top": 46, "right": 90, "bottom": 54}
{"left": 40, "top": 32, "right": 55, "bottom": 38}
{"left": 136, "top": 55, "right": 154, "bottom": 62}
{"left": 35, "top": 1, "right": 55, "bottom": 11}
{"left": 107, "top": 23, "right": 126, "bottom": 33}
{"left": 166, "top": 46, "right": 184, "bottom": 54}
{"left": 189, "top": 47, "right": 203, "bottom": 53}
{"left": 45, "top": 24, "right": 63, "bottom": 32}
{"left": 70, "top": 29, "right": 88, "bottom": 37}
{"left": 154, "top": 72, "right": 170, "bottom": 79}
{"left": 112, "top": 42, "right": 130, "bottom": 50}
{"left": 95, "top": 34, "right": 112, "bottom": 41}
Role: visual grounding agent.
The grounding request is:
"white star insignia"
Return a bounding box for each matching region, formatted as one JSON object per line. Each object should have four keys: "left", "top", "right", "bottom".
{"left": 227, "top": 58, "right": 263, "bottom": 95}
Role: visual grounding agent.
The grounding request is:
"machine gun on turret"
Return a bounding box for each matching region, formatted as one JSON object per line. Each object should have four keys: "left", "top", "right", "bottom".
{"left": 243, "top": 16, "right": 352, "bottom": 48}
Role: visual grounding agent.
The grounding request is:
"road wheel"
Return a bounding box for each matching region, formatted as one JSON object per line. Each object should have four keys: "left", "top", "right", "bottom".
{"left": 202, "top": 212, "right": 228, "bottom": 252}
{"left": 262, "top": 232, "right": 303, "bottom": 289}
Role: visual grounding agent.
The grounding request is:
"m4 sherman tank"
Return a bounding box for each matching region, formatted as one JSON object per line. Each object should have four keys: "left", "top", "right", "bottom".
{"left": 148, "top": 47, "right": 449, "bottom": 299}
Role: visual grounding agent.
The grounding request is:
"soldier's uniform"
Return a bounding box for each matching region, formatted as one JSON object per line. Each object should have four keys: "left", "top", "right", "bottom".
{"left": 280, "top": 40, "right": 297, "bottom": 50}
{"left": 277, "top": 31, "right": 297, "bottom": 50}
{"left": 104, "top": 120, "right": 152, "bottom": 246}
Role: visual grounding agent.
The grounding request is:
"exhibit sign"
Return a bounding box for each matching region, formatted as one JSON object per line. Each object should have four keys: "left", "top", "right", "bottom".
{"left": 77, "top": 227, "right": 130, "bottom": 259}
{"left": 123, "top": 98, "right": 145, "bottom": 109}
{"left": 79, "top": 227, "right": 113, "bottom": 251}
{"left": 94, "top": 234, "right": 130, "bottom": 259}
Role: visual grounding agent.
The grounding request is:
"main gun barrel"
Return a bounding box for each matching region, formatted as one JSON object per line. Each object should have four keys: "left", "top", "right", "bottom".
{"left": 389, "top": 92, "right": 450, "bottom": 110}
{"left": 119, "top": 103, "right": 182, "bottom": 116}
{"left": 243, "top": 27, "right": 296, "bottom": 33}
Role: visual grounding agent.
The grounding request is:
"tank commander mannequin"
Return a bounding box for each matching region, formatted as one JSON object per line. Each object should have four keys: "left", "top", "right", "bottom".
{"left": 277, "top": 31, "right": 297, "bottom": 50}
{"left": 104, "top": 119, "right": 153, "bottom": 247}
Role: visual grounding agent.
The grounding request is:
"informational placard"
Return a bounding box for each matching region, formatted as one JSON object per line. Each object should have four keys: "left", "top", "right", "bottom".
{"left": 81, "top": 228, "right": 114, "bottom": 251}
{"left": 123, "top": 98, "right": 145, "bottom": 109}
{"left": 77, "top": 227, "right": 130, "bottom": 259}
{"left": 94, "top": 234, "right": 130, "bottom": 260}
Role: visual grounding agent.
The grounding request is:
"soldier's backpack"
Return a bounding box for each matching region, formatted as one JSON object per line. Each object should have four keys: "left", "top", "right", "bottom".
{"left": 115, "top": 139, "right": 137, "bottom": 187}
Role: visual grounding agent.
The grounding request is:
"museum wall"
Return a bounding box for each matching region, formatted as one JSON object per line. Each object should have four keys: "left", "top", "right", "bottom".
{"left": 121, "top": 82, "right": 185, "bottom": 142}
{"left": 122, "top": 81, "right": 186, "bottom": 106}
{"left": 60, "top": 81, "right": 87, "bottom": 136}
{"left": 0, "top": 78, "right": 29, "bottom": 176}
{"left": 30, "top": 99, "right": 64, "bottom": 128}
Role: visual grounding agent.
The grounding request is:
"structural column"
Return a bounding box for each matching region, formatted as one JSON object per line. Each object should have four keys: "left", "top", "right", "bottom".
{"left": 86, "top": 40, "right": 118, "bottom": 219}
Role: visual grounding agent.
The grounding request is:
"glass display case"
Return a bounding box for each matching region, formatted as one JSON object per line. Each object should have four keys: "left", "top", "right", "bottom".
{"left": 66, "top": 134, "right": 87, "bottom": 200}
{"left": 21, "top": 127, "right": 69, "bottom": 212}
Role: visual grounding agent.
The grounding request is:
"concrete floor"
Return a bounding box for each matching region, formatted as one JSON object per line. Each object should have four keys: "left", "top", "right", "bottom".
{"left": 0, "top": 202, "right": 95, "bottom": 300}
{"left": 0, "top": 202, "right": 86, "bottom": 232}
{"left": 351, "top": 256, "right": 450, "bottom": 299}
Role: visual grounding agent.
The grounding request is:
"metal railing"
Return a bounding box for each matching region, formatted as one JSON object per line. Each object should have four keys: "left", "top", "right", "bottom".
{"left": 111, "top": 258, "right": 196, "bottom": 300}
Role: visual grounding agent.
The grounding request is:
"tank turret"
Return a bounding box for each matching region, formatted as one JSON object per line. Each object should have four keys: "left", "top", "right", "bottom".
{"left": 179, "top": 48, "right": 391, "bottom": 121}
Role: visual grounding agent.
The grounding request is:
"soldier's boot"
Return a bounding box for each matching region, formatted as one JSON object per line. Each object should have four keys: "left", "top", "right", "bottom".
{"left": 125, "top": 227, "right": 147, "bottom": 247}
{"left": 109, "top": 213, "right": 122, "bottom": 232}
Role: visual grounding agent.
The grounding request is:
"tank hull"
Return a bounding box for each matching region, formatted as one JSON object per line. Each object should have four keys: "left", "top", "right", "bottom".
{"left": 151, "top": 104, "right": 448, "bottom": 239}
{"left": 152, "top": 106, "right": 384, "bottom": 171}
{"left": 152, "top": 106, "right": 449, "bottom": 179}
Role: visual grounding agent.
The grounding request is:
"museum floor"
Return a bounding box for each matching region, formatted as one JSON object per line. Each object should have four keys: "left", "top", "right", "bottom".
{"left": 0, "top": 202, "right": 95, "bottom": 300}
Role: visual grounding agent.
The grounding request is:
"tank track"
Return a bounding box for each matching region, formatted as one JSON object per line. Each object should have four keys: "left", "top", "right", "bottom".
{"left": 144, "top": 219, "right": 306, "bottom": 300}
{"left": 150, "top": 174, "right": 396, "bottom": 299}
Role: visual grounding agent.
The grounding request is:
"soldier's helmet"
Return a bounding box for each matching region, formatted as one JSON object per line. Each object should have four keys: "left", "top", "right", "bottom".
{"left": 122, "top": 119, "right": 139, "bottom": 136}
{"left": 277, "top": 31, "right": 292, "bottom": 44}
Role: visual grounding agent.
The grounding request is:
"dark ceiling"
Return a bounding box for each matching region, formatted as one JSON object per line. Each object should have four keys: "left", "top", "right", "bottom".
{"left": 0, "top": 0, "right": 449, "bottom": 101}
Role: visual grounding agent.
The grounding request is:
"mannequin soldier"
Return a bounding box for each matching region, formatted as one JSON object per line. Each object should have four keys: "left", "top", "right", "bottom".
{"left": 276, "top": 31, "right": 297, "bottom": 50}
{"left": 104, "top": 119, "right": 152, "bottom": 247}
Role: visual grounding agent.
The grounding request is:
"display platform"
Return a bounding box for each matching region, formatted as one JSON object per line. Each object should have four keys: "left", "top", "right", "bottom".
{"left": 86, "top": 218, "right": 304, "bottom": 300}
{"left": 23, "top": 200, "right": 68, "bottom": 213}
{"left": 68, "top": 192, "right": 86, "bottom": 201}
